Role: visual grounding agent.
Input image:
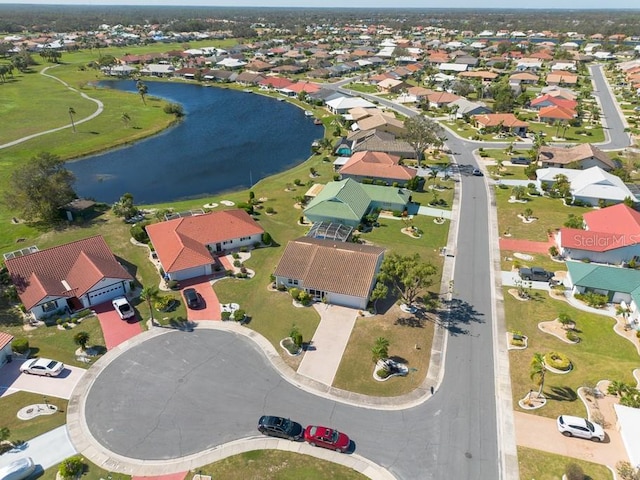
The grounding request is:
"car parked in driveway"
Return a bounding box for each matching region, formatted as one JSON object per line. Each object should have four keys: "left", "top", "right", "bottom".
{"left": 112, "top": 296, "right": 135, "bottom": 320}
{"left": 304, "top": 425, "right": 350, "bottom": 452}
{"left": 0, "top": 457, "right": 36, "bottom": 480}
{"left": 20, "top": 358, "right": 65, "bottom": 377}
{"left": 257, "top": 415, "right": 303, "bottom": 440}
{"left": 183, "top": 288, "right": 200, "bottom": 309}
{"left": 519, "top": 266, "right": 553, "bottom": 282}
{"left": 557, "top": 415, "right": 605, "bottom": 441}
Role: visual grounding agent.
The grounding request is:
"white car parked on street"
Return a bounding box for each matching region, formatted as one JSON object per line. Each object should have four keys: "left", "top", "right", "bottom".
{"left": 112, "top": 296, "right": 135, "bottom": 320}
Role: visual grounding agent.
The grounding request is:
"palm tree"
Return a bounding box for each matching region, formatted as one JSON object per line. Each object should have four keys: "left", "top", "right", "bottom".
{"left": 140, "top": 286, "right": 159, "bottom": 325}
{"left": 530, "top": 352, "right": 547, "bottom": 398}
{"left": 511, "top": 185, "right": 526, "bottom": 200}
{"left": 428, "top": 168, "right": 438, "bottom": 187}
{"left": 73, "top": 331, "right": 90, "bottom": 351}
{"left": 68, "top": 107, "right": 76, "bottom": 133}
{"left": 121, "top": 112, "right": 131, "bottom": 128}
{"left": 372, "top": 336, "right": 390, "bottom": 364}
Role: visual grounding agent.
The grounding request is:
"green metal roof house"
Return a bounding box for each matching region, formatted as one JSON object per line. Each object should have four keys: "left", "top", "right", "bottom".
{"left": 304, "top": 178, "right": 410, "bottom": 227}
{"left": 566, "top": 261, "right": 640, "bottom": 317}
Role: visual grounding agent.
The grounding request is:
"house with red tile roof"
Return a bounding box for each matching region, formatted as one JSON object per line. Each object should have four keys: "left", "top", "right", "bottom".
{"left": 556, "top": 204, "right": 640, "bottom": 264}
{"left": 273, "top": 237, "right": 385, "bottom": 309}
{"left": 530, "top": 94, "right": 577, "bottom": 111}
{"left": 258, "top": 76, "right": 294, "bottom": 90}
{"left": 537, "top": 105, "right": 577, "bottom": 123}
{"left": 473, "top": 113, "right": 529, "bottom": 136}
{"left": 146, "top": 209, "right": 264, "bottom": 281}
{"left": 338, "top": 151, "right": 417, "bottom": 184}
{"left": 0, "top": 332, "right": 14, "bottom": 367}
{"left": 5, "top": 236, "right": 133, "bottom": 320}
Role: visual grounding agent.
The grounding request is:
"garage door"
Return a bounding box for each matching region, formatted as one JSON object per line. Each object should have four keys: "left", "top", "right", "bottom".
{"left": 87, "top": 283, "right": 125, "bottom": 305}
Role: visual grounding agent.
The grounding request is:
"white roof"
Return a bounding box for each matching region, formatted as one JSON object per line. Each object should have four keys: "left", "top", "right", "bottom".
{"left": 614, "top": 404, "right": 640, "bottom": 467}
{"left": 377, "top": 46, "right": 396, "bottom": 58}
{"left": 143, "top": 64, "right": 174, "bottom": 73}
{"left": 537, "top": 166, "right": 635, "bottom": 203}
{"left": 439, "top": 63, "right": 467, "bottom": 72}
{"left": 326, "top": 96, "right": 377, "bottom": 111}
{"left": 216, "top": 58, "right": 246, "bottom": 68}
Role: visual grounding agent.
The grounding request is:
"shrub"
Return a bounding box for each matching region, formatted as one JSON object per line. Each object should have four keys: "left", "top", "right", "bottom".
{"left": 237, "top": 202, "right": 254, "bottom": 214}
{"left": 262, "top": 232, "right": 272, "bottom": 245}
{"left": 265, "top": 206, "right": 275, "bottom": 214}
{"left": 233, "top": 259, "right": 242, "bottom": 267}
{"left": 565, "top": 463, "right": 585, "bottom": 480}
{"left": 566, "top": 331, "right": 579, "bottom": 343}
{"left": 221, "top": 311, "right": 231, "bottom": 321}
{"left": 549, "top": 245, "right": 559, "bottom": 257}
{"left": 59, "top": 456, "right": 85, "bottom": 479}
{"left": 167, "top": 280, "right": 179, "bottom": 290}
{"left": 154, "top": 296, "right": 174, "bottom": 311}
{"left": 376, "top": 368, "right": 390, "bottom": 379}
{"left": 232, "top": 309, "right": 245, "bottom": 321}
{"left": 130, "top": 222, "right": 150, "bottom": 243}
{"left": 57, "top": 318, "right": 64, "bottom": 326}
{"left": 333, "top": 174, "right": 340, "bottom": 181}
{"left": 544, "top": 351, "right": 572, "bottom": 371}
{"left": 12, "top": 337, "right": 29, "bottom": 354}
{"left": 297, "top": 291, "right": 312, "bottom": 306}
{"left": 574, "top": 291, "right": 607, "bottom": 308}
{"left": 232, "top": 252, "right": 240, "bottom": 259}
{"left": 289, "top": 287, "right": 301, "bottom": 300}
{"left": 293, "top": 178, "right": 302, "bottom": 186}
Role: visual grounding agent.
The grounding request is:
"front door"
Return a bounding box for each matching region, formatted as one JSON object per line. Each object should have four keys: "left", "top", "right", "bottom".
{"left": 216, "top": 243, "right": 222, "bottom": 252}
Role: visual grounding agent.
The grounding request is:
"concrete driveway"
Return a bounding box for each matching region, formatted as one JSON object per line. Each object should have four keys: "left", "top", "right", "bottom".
{"left": 0, "top": 358, "right": 86, "bottom": 400}
{"left": 515, "top": 411, "right": 628, "bottom": 467}
{"left": 297, "top": 304, "right": 358, "bottom": 386}
{"left": 179, "top": 277, "right": 220, "bottom": 321}
{"left": 94, "top": 301, "right": 142, "bottom": 350}
{"left": 0, "top": 426, "right": 76, "bottom": 471}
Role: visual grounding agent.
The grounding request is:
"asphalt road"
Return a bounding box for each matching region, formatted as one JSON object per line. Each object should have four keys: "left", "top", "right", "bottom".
{"left": 589, "top": 64, "right": 632, "bottom": 150}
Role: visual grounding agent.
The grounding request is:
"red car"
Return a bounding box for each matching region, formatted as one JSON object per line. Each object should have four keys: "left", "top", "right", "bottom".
{"left": 304, "top": 425, "right": 350, "bottom": 453}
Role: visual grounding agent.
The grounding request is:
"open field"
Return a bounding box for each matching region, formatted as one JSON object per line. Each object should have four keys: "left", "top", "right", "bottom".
{"left": 518, "top": 446, "right": 614, "bottom": 480}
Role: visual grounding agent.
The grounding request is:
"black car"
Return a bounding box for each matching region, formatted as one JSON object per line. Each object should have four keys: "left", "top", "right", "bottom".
{"left": 258, "top": 415, "right": 304, "bottom": 440}
{"left": 510, "top": 157, "right": 531, "bottom": 165}
{"left": 183, "top": 288, "right": 199, "bottom": 309}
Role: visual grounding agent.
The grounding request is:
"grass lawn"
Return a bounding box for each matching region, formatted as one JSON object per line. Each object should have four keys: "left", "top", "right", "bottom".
{"left": 504, "top": 288, "right": 638, "bottom": 420}
{"left": 2, "top": 314, "right": 105, "bottom": 368}
{"left": 0, "top": 391, "right": 68, "bottom": 442}
{"left": 343, "top": 82, "right": 378, "bottom": 94}
{"left": 518, "top": 446, "right": 614, "bottom": 480}
{"left": 495, "top": 187, "right": 590, "bottom": 242}
{"left": 39, "top": 450, "right": 367, "bottom": 480}
{"left": 333, "top": 304, "right": 435, "bottom": 396}
{"left": 500, "top": 250, "right": 567, "bottom": 274}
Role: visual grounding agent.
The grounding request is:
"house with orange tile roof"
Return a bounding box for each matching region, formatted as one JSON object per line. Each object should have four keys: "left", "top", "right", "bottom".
{"left": 530, "top": 94, "right": 577, "bottom": 111}
{"left": 537, "top": 105, "right": 576, "bottom": 123}
{"left": 0, "top": 332, "right": 14, "bottom": 367}
{"left": 557, "top": 204, "right": 640, "bottom": 264}
{"left": 508, "top": 72, "right": 539, "bottom": 85}
{"left": 473, "top": 113, "right": 529, "bottom": 136}
{"left": 5, "top": 236, "right": 133, "bottom": 320}
{"left": 338, "top": 151, "right": 417, "bottom": 184}
{"left": 546, "top": 71, "right": 578, "bottom": 86}
{"left": 273, "top": 237, "right": 385, "bottom": 309}
{"left": 146, "top": 209, "right": 264, "bottom": 281}
{"left": 427, "top": 91, "right": 461, "bottom": 109}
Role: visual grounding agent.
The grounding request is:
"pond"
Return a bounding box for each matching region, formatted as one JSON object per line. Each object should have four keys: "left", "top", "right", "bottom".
{"left": 68, "top": 81, "right": 321, "bottom": 204}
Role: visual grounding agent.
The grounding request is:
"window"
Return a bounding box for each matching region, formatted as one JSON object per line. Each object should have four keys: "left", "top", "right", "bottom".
{"left": 42, "top": 300, "right": 58, "bottom": 312}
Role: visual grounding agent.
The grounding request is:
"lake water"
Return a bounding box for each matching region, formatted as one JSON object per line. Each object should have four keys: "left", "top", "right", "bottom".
{"left": 68, "top": 81, "right": 321, "bottom": 204}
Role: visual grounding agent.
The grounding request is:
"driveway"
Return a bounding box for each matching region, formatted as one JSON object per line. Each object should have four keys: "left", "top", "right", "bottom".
{"left": 296, "top": 304, "right": 358, "bottom": 386}
{"left": 179, "top": 277, "right": 221, "bottom": 321}
{"left": 515, "top": 411, "right": 628, "bottom": 467}
{"left": 0, "top": 359, "right": 86, "bottom": 400}
{"left": 94, "top": 301, "right": 142, "bottom": 350}
{"left": 0, "top": 426, "right": 76, "bottom": 471}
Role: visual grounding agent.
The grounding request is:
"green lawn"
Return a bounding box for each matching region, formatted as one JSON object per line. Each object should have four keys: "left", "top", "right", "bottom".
{"left": 0, "top": 391, "right": 68, "bottom": 442}
{"left": 500, "top": 250, "right": 567, "bottom": 274}
{"left": 518, "top": 446, "right": 614, "bottom": 480}
{"left": 504, "top": 288, "right": 638, "bottom": 420}
{"left": 495, "top": 187, "right": 590, "bottom": 242}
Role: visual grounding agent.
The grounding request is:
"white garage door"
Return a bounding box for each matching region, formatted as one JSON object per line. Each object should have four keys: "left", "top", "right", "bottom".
{"left": 87, "top": 283, "right": 125, "bottom": 305}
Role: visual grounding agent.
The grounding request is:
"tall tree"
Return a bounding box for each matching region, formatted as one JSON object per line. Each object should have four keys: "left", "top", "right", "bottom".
{"left": 376, "top": 253, "right": 438, "bottom": 308}
{"left": 68, "top": 107, "right": 76, "bottom": 133}
{"left": 136, "top": 80, "right": 148, "bottom": 105}
{"left": 403, "top": 115, "right": 444, "bottom": 166}
{"left": 3, "top": 152, "right": 76, "bottom": 222}
{"left": 530, "top": 352, "right": 547, "bottom": 398}
{"left": 140, "top": 286, "right": 158, "bottom": 325}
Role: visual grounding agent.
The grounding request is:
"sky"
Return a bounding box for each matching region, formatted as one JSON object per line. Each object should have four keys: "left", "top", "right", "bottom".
{"left": 0, "top": 0, "right": 638, "bottom": 8}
